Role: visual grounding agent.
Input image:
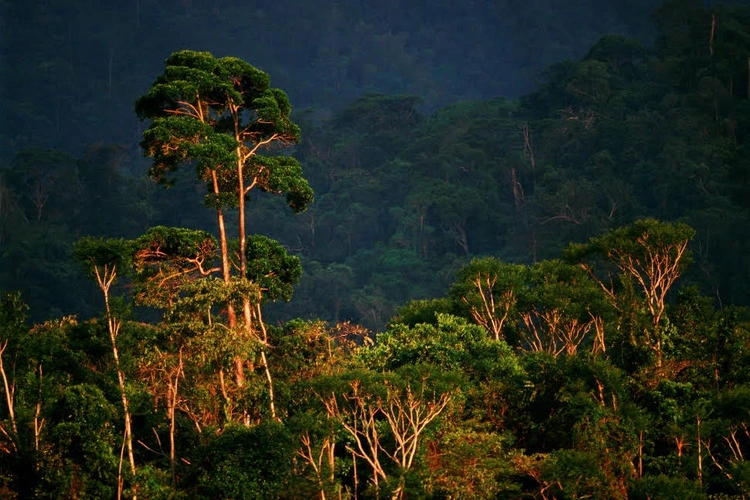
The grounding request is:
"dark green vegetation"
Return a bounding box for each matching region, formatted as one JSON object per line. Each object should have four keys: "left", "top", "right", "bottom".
{"left": 0, "top": 0, "right": 666, "bottom": 157}
{"left": 2, "top": 0, "right": 750, "bottom": 498}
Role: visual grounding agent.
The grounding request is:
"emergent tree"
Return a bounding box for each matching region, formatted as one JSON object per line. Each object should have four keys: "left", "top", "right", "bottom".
{"left": 135, "top": 50, "right": 313, "bottom": 419}
{"left": 565, "top": 218, "right": 695, "bottom": 366}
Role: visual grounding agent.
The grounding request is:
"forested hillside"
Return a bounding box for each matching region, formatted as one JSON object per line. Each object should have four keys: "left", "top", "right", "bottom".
{"left": 0, "top": 0, "right": 664, "bottom": 158}
{"left": 2, "top": 0, "right": 750, "bottom": 498}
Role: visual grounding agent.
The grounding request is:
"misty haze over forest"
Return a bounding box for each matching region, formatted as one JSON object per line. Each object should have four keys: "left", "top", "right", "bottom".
{"left": 2, "top": 0, "right": 666, "bottom": 155}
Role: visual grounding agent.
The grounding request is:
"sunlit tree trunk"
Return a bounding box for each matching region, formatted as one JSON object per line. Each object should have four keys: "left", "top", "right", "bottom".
{"left": 322, "top": 380, "right": 453, "bottom": 498}
{"left": 253, "top": 301, "right": 277, "bottom": 421}
{"left": 93, "top": 263, "right": 137, "bottom": 498}
{"left": 0, "top": 339, "right": 17, "bottom": 452}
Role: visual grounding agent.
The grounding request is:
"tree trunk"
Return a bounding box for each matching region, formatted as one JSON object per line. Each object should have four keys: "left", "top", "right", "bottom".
{"left": 168, "top": 350, "right": 184, "bottom": 484}
{"left": 211, "top": 170, "right": 242, "bottom": 387}
{"left": 255, "top": 302, "right": 278, "bottom": 421}
{"left": 34, "top": 364, "right": 43, "bottom": 468}
{"left": 0, "top": 340, "right": 17, "bottom": 450}
{"left": 96, "top": 265, "right": 137, "bottom": 497}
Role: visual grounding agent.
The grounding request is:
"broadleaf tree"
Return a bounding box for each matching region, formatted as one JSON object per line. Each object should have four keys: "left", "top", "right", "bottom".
{"left": 564, "top": 218, "right": 695, "bottom": 367}
{"left": 72, "top": 237, "right": 137, "bottom": 495}
{"left": 449, "top": 257, "right": 526, "bottom": 342}
{"left": 136, "top": 50, "right": 313, "bottom": 420}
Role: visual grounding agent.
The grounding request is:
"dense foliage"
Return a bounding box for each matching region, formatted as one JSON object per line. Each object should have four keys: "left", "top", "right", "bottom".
{"left": 0, "top": 0, "right": 666, "bottom": 158}
{"left": 2, "top": 0, "right": 750, "bottom": 497}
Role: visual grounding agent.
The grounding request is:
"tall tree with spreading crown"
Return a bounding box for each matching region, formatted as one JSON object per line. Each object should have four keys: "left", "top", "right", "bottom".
{"left": 135, "top": 50, "right": 313, "bottom": 419}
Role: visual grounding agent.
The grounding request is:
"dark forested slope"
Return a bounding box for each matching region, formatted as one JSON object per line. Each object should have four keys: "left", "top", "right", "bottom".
{"left": 0, "top": 0, "right": 663, "bottom": 158}
{"left": 266, "top": 0, "right": 750, "bottom": 328}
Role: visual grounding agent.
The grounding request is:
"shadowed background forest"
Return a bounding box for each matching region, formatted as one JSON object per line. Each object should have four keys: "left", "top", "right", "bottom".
{"left": 2, "top": 0, "right": 749, "bottom": 330}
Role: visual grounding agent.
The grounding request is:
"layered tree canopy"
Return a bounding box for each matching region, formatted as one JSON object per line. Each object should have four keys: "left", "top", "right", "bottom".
{"left": 2, "top": 1, "right": 750, "bottom": 497}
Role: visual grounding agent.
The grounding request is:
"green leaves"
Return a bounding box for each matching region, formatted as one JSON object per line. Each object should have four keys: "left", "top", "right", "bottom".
{"left": 140, "top": 115, "right": 237, "bottom": 187}
{"left": 191, "top": 422, "right": 295, "bottom": 499}
{"left": 131, "top": 226, "right": 219, "bottom": 309}
{"left": 73, "top": 236, "right": 132, "bottom": 281}
{"left": 168, "top": 276, "right": 260, "bottom": 322}
{"left": 136, "top": 48, "right": 311, "bottom": 303}
{"left": 41, "top": 384, "right": 119, "bottom": 498}
{"left": 248, "top": 155, "right": 313, "bottom": 213}
{"left": 137, "top": 49, "right": 300, "bottom": 145}
{"left": 362, "top": 313, "right": 519, "bottom": 381}
{"left": 138, "top": 48, "right": 311, "bottom": 213}
{"left": 136, "top": 50, "right": 232, "bottom": 119}
{"left": 245, "top": 235, "right": 302, "bottom": 302}
{"left": 0, "top": 291, "right": 28, "bottom": 335}
{"left": 449, "top": 257, "right": 525, "bottom": 341}
{"left": 133, "top": 226, "right": 217, "bottom": 263}
{"left": 566, "top": 218, "right": 695, "bottom": 265}
{"left": 135, "top": 50, "right": 311, "bottom": 427}
{"left": 252, "top": 88, "right": 299, "bottom": 136}
{"left": 517, "top": 259, "right": 609, "bottom": 356}
{"left": 565, "top": 218, "right": 695, "bottom": 342}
